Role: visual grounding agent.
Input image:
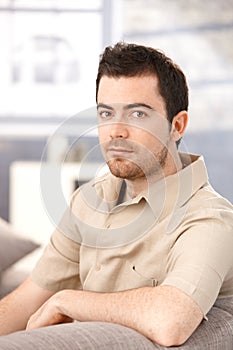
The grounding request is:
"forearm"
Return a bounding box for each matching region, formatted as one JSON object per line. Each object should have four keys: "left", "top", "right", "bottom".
{"left": 0, "top": 289, "right": 30, "bottom": 335}
{"left": 62, "top": 287, "right": 201, "bottom": 345}
{"left": 28, "top": 285, "right": 203, "bottom": 346}
{"left": 60, "top": 288, "right": 151, "bottom": 334}
{"left": 0, "top": 277, "right": 54, "bottom": 336}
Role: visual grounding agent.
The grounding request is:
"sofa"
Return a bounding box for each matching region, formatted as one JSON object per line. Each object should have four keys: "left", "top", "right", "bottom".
{"left": 0, "top": 217, "right": 41, "bottom": 299}
{"left": 0, "top": 218, "right": 233, "bottom": 349}
{"left": 0, "top": 297, "right": 233, "bottom": 349}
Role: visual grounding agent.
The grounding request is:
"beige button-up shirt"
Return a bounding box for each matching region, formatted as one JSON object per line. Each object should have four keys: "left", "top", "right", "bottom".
{"left": 31, "top": 154, "right": 233, "bottom": 316}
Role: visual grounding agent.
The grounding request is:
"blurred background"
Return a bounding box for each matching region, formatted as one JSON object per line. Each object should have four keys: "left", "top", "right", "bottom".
{"left": 0, "top": 0, "right": 232, "bottom": 241}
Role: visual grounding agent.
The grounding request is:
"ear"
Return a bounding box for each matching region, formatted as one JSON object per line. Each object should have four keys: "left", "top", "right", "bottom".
{"left": 170, "top": 111, "right": 188, "bottom": 142}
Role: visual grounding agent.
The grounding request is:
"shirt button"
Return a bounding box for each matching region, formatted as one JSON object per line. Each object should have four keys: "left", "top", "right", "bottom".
{"left": 96, "top": 264, "right": 102, "bottom": 271}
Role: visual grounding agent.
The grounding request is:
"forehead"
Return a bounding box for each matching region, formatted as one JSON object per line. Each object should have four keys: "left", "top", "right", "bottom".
{"left": 97, "top": 75, "right": 163, "bottom": 106}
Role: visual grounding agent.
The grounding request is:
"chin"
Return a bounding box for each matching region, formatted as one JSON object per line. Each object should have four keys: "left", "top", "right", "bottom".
{"left": 107, "top": 159, "right": 144, "bottom": 180}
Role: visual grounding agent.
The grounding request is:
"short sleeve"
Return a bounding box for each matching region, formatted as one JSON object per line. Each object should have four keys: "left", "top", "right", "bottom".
{"left": 162, "top": 211, "right": 233, "bottom": 316}
{"left": 30, "top": 227, "right": 82, "bottom": 292}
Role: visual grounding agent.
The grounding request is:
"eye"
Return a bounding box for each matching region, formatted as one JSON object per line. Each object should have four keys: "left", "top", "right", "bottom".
{"left": 98, "top": 110, "right": 113, "bottom": 119}
{"left": 131, "top": 110, "right": 146, "bottom": 118}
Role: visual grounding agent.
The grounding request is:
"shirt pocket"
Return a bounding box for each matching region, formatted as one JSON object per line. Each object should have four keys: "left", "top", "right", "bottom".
{"left": 124, "top": 260, "right": 159, "bottom": 288}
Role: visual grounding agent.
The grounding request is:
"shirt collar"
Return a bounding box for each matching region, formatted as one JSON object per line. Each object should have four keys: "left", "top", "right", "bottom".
{"left": 138, "top": 153, "right": 208, "bottom": 218}
{"left": 92, "top": 153, "right": 208, "bottom": 218}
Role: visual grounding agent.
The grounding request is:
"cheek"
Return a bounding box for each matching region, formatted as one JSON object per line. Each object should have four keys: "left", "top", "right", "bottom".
{"left": 132, "top": 129, "right": 161, "bottom": 147}
{"left": 132, "top": 117, "right": 170, "bottom": 143}
{"left": 133, "top": 131, "right": 169, "bottom": 157}
{"left": 98, "top": 125, "right": 109, "bottom": 144}
{"left": 148, "top": 125, "right": 171, "bottom": 147}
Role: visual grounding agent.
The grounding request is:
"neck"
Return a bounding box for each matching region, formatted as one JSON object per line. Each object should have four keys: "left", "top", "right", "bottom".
{"left": 125, "top": 150, "right": 183, "bottom": 199}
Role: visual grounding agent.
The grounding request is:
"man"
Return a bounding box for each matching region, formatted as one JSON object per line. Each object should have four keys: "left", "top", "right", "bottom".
{"left": 0, "top": 42, "right": 233, "bottom": 348}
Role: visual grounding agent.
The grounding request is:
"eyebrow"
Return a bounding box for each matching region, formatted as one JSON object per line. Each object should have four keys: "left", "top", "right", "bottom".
{"left": 123, "top": 103, "right": 154, "bottom": 110}
{"left": 97, "top": 103, "right": 155, "bottom": 110}
{"left": 97, "top": 103, "right": 114, "bottom": 110}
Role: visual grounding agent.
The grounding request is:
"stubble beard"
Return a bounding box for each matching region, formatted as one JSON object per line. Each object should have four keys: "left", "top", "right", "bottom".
{"left": 107, "top": 145, "right": 168, "bottom": 180}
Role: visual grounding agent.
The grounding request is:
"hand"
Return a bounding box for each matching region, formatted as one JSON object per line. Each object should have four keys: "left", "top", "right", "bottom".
{"left": 26, "top": 292, "right": 73, "bottom": 330}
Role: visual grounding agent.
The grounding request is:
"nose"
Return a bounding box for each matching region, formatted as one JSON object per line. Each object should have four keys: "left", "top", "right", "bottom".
{"left": 110, "top": 122, "right": 129, "bottom": 139}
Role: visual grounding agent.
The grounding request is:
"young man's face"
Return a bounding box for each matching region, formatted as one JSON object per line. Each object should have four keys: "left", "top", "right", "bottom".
{"left": 97, "top": 75, "right": 172, "bottom": 180}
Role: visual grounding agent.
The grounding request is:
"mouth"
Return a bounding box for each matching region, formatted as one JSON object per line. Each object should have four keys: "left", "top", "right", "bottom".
{"left": 107, "top": 147, "right": 134, "bottom": 158}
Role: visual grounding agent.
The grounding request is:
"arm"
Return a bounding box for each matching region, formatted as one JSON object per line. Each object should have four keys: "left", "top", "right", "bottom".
{"left": 0, "top": 277, "right": 54, "bottom": 335}
{"left": 27, "top": 285, "right": 203, "bottom": 347}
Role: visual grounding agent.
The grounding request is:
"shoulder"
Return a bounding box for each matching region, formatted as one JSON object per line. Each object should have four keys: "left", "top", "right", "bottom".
{"left": 187, "top": 183, "right": 233, "bottom": 224}
{"left": 166, "top": 182, "right": 233, "bottom": 245}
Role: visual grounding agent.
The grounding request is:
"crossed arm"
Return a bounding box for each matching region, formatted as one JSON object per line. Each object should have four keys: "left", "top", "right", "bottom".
{"left": 23, "top": 280, "right": 203, "bottom": 347}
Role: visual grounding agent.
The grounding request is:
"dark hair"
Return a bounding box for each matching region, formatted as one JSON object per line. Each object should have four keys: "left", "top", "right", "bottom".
{"left": 96, "top": 42, "right": 189, "bottom": 125}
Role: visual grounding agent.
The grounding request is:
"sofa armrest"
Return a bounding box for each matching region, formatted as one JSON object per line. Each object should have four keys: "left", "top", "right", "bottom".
{"left": 0, "top": 298, "right": 232, "bottom": 349}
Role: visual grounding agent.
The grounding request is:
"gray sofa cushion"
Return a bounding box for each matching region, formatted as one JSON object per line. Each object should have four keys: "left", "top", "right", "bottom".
{"left": 0, "top": 218, "right": 39, "bottom": 273}
{"left": 0, "top": 297, "right": 232, "bottom": 350}
{"left": 0, "top": 322, "right": 156, "bottom": 350}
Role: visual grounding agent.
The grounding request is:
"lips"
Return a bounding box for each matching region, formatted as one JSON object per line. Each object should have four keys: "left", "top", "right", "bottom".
{"left": 108, "top": 147, "right": 132, "bottom": 152}
{"left": 103, "top": 140, "right": 135, "bottom": 159}
{"left": 107, "top": 147, "right": 133, "bottom": 158}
